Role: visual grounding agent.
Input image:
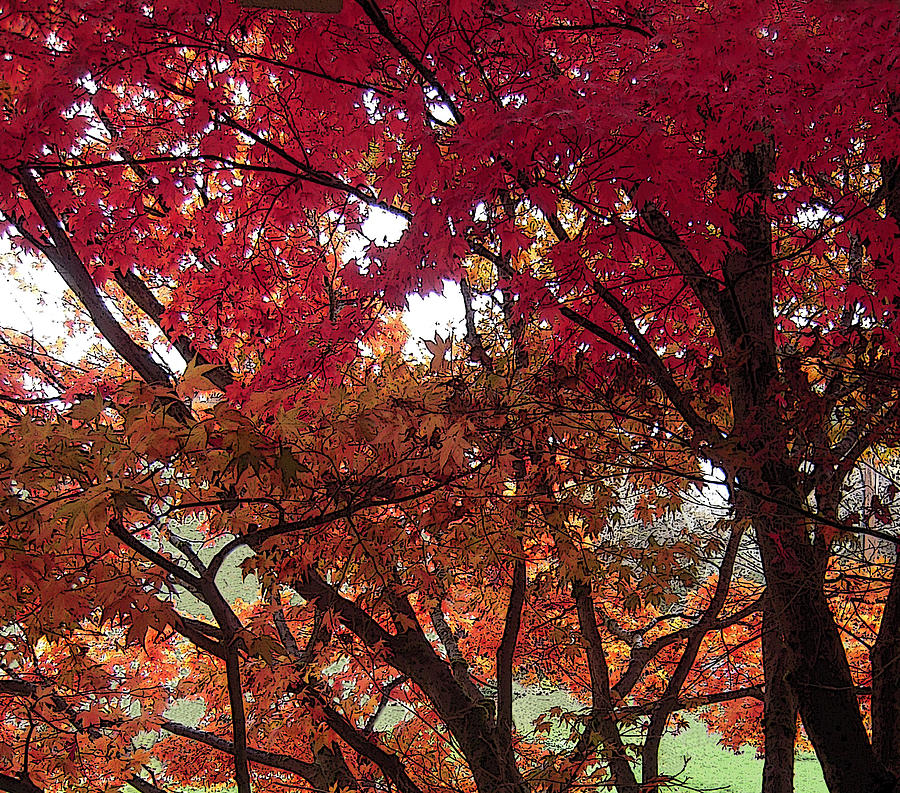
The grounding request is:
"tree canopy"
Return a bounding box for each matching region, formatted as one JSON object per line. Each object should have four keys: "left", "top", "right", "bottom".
{"left": 0, "top": 2, "right": 898, "bottom": 793}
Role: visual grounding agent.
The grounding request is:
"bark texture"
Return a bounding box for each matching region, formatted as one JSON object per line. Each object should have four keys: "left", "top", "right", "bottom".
{"left": 872, "top": 552, "right": 900, "bottom": 778}
{"left": 761, "top": 597, "right": 798, "bottom": 793}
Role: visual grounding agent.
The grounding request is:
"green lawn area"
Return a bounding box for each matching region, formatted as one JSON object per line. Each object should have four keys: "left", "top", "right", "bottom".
{"left": 511, "top": 690, "right": 826, "bottom": 792}
{"left": 158, "top": 696, "right": 828, "bottom": 793}
{"left": 659, "top": 719, "right": 826, "bottom": 793}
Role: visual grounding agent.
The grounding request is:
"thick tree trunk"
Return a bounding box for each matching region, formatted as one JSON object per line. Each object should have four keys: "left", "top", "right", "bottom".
{"left": 754, "top": 502, "right": 895, "bottom": 793}
{"left": 715, "top": 140, "right": 896, "bottom": 793}
{"left": 761, "top": 596, "right": 797, "bottom": 793}
{"left": 871, "top": 98, "right": 900, "bottom": 784}
{"left": 872, "top": 551, "right": 900, "bottom": 778}
{"left": 224, "top": 648, "right": 253, "bottom": 793}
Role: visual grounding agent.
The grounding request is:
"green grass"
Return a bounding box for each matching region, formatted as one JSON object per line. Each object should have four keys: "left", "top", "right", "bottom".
{"left": 156, "top": 695, "right": 829, "bottom": 793}
{"left": 511, "top": 691, "right": 826, "bottom": 792}
{"left": 659, "top": 719, "right": 827, "bottom": 793}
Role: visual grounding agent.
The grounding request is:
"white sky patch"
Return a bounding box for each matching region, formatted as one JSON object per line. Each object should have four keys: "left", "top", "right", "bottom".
{"left": 700, "top": 461, "right": 732, "bottom": 511}
{"left": 357, "top": 207, "right": 465, "bottom": 358}
{"left": 0, "top": 239, "right": 74, "bottom": 351}
{"left": 0, "top": 195, "right": 466, "bottom": 375}
{"left": 0, "top": 240, "right": 184, "bottom": 374}
{"left": 401, "top": 280, "right": 465, "bottom": 359}
{"left": 361, "top": 206, "right": 407, "bottom": 245}
{"left": 1, "top": 230, "right": 463, "bottom": 372}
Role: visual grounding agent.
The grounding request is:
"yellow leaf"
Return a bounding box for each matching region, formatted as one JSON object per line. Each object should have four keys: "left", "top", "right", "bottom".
{"left": 177, "top": 357, "right": 224, "bottom": 397}
{"left": 69, "top": 393, "right": 104, "bottom": 421}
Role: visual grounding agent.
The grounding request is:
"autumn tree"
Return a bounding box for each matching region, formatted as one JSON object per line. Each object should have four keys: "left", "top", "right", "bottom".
{"left": 1, "top": 2, "right": 899, "bottom": 793}
{"left": 0, "top": 325, "right": 775, "bottom": 793}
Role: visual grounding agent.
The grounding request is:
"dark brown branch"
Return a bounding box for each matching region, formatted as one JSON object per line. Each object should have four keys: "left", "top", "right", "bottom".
{"left": 108, "top": 520, "right": 203, "bottom": 592}
{"left": 91, "top": 109, "right": 230, "bottom": 391}
{"left": 539, "top": 19, "right": 653, "bottom": 38}
{"left": 224, "top": 649, "right": 252, "bottom": 793}
{"left": 292, "top": 569, "right": 522, "bottom": 793}
{"left": 590, "top": 281, "right": 724, "bottom": 444}
{"left": 107, "top": 522, "right": 236, "bottom": 662}
{"left": 127, "top": 776, "right": 177, "bottom": 793}
{"left": 0, "top": 680, "right": 34, "bottom": 698}
{"left": 0, "top": 682, "right": 187, "bottom": 793}
{"left": 291, "top": 568, "right": 396, "bottom": 652}
{"left": 560, "top": 298, "right": 724, "bottom": 446}
{"left": 207, "top": 468, "right": 482, "bottom": 576}
{"left": 15, "top": 168, "right": 189, "bottom": 421}
{"left": 545, "top": 209, "right": 571, "bottom": 245}
{"left": 0, "top": 773, "right": 41, "bottom": 793}
{"left": 0, "top": 393, "right": 63, "bottom": 405}
{"left": 733, "top": 481, "right": 900, "bottom": 547}
{"left": 641, "top": 522, "right": 745, "bottom": 786}
{"left": 459, "top": 277, "right": 495, "bottom": 371}
{"left": 807, "top": 394, "right": 899, "bottom": 509}
{"left": 557, "top": 305, "right": 641, "bottom": 358}
{"left": 611, "top": 594, "right": 764, "bottom": 701}
{"left": 496, "top": 560, "right": 526, "bottom": 750}
{"left": 637, "top": 201, "right": 729, "bottom": 338}
{"left": 0, "top": 676, "right": 113, "bottom": 738}
{"left": 538, "top": 202, "right": 715, "bottom": 439}
{"left": 429, "top": 602, "right": 482, "bottom": 701}
{"left": 269, "top": 605, "right": 358, "bottom": 791}
{"left": 364, "top": 675, "right": 409, "bottom": 733}
{"left": 565, "top": 581, "right": 639, "bottom": 793}
{"left": 833, "top": 399, "right": 900, "bottom": 474}
{"left": 316, "top": 699, "right": 426, "bottom": 793}
{"left": 617, "top": 685, "right": 765, "bottom": 718}
{"left": 213, "top": 113, "right": 412, "bottom": 219}
{"left": 30, "top": 152, "right": 411, "bottom": 222}
{"left": 172, "top": 616, "right": 227, "bottom": 659}
{"left": 272, "top": 608, "right": 302, "bottom": 659}
{"left": 113, "top": 269, "right": 233, "bottom": 390}
{"left": 354, "top": 0, "right": 463, "bottom": 124}
{"left": 161, "top": 721, "right": 320, "bottom": 782}
{"left": 169, "top": 534, "right": 208, "bottom": 574}
{"left": 467, "top": 240, "right": 511, "bottom": 277}
{"left": 465, "top": 240, "right": 530, "bottom": 371}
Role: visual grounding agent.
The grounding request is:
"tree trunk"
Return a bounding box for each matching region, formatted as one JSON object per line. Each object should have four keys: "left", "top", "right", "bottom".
{"left": 872, "top": 551, "right": 900, "bottom": 778}
{"left": 761, "top": 596, "right": 797, "bottom": 793}
{"left": 754, "top": 502, "right": 895, "bottom": 793}
{"left": 871, "top": 95, "right": 900, "bottom": 785}
{"left": 572, "top": 580, "right": 640, "bottom": 793}
{"left": 715, "top": 139, "right": 896, "bottom": 793}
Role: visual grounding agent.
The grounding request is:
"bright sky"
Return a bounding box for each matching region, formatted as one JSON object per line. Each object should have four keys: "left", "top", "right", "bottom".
{"left": 402, "top": 280, "right": 464, "bottom": 353}
{"left": 358, "top": 207, "right": 465, "bottom": 356}
{"left": 0, "top": 208, "right": 464, "bottom": 371}
{"left": 0, "top": 238, "right": 71, "bottom": 349}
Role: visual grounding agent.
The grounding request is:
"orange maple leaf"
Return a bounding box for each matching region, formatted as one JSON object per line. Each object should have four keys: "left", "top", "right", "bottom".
{"left": 423, "top": 332, "right": 451, "bottom": 373}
